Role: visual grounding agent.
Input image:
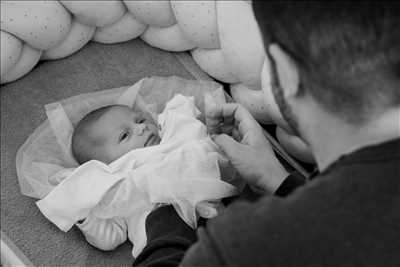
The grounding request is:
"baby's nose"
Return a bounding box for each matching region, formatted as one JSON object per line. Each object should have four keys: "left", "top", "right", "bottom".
{"left": 133, "top": 123, "right": 147, "bottom": 135}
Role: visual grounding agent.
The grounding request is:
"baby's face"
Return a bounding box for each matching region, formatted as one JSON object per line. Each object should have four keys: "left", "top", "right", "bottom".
{"left": 89, "top": 106, "right": 160, "bottom": 163}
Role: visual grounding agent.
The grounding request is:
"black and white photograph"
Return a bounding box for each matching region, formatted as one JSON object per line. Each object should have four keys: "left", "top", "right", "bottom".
{"left": 1, "top": 1, "right": 399, "bottom": 266}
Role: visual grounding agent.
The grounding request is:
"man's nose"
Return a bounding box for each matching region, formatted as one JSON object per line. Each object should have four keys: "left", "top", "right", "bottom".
{"left": 133, "top": 123, "right": 147, "bottom": 135}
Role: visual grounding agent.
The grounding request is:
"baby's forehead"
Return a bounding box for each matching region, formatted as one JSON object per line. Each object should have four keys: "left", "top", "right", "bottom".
{"left": 99, "top": 105, "right": 139, "bottom": 121}
{"left": 92, "top": 106, "right": 130, "bottom": 128}
{"left": 107, "top": 105, "right": 134, "bottom": 115}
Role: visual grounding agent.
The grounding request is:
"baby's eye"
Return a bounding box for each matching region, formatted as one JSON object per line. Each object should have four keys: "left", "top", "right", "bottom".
{"left": 136, "top": 118, "right": 145, "bottom": 124}
{"left": 119, "top": 131, "right": 130, "bottom": 142}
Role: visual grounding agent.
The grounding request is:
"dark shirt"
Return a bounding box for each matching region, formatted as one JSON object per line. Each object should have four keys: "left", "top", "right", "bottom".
{"left": 134, "top": 138, "right": 400, "bottom": 267}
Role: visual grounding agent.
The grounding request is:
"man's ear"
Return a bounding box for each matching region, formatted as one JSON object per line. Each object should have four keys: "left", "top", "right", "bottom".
{"left": 269, "top": 44, "right": 300, "bottom": 98}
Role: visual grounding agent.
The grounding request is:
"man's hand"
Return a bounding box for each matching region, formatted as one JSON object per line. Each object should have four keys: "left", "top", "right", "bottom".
{"left": 206, "top": 103, "right": 288, "bottom": 193}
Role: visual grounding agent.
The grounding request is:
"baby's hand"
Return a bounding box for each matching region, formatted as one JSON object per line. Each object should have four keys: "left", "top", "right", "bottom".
{"left": 204, "top": 90, "right": 227, "bottom": 136}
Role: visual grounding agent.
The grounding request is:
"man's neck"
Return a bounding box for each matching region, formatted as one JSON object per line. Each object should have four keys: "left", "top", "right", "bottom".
{"left": 307, "top": 108, "right": 400, "bottom": 171}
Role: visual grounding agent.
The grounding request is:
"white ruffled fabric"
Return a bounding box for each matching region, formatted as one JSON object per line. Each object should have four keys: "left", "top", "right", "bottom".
{"left": 37, "top": 94, "right": 238, "bottom": 256}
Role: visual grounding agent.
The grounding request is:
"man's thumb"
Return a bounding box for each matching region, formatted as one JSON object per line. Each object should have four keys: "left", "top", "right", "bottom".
{"left": 212, "top": 134, "right": 244, "bottom": 159}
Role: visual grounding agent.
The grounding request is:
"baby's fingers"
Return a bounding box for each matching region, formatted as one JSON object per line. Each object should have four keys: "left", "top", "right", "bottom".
{"left": 206, "top": 103, "right": 238, "bottom": 134}
{"left": 205, "top": 99, "right": 223, "bottom": 134}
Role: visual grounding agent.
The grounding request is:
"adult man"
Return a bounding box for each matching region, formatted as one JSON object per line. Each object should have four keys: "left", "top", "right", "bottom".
{"left": 133, "top": 2, "right": 400, "bottom": 266}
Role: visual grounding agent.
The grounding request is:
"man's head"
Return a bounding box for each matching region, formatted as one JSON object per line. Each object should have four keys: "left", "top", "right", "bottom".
{"left": 72, "top": 105, "right": 160, "bottom": 164}
{"left": 253, "top": 2, "right": 400, "bottom": 134}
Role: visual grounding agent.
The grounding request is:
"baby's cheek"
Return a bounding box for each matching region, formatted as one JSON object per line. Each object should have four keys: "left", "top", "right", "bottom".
{"left": 121, "top": 144, "right": 135, "bottom": 154}
{"left": 107, "top": 145, "right": 129, "bottom": 163}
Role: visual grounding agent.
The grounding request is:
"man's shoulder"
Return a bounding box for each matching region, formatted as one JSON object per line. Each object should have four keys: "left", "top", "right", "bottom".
{"left": 204, "top": 167, "right": 400, "bottom": 266}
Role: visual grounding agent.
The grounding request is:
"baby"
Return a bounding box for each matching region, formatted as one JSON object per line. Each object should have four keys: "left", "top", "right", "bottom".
{"left": 71, "top": 105, "right": 161, "bottom": 165}
{"left": 38, "top": 94, "right": 238, "bottom": 257}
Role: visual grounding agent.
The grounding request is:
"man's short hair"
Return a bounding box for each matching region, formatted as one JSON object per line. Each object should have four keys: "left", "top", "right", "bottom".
{"left": 253, "top": 2, "right": 400, "bottom": 123}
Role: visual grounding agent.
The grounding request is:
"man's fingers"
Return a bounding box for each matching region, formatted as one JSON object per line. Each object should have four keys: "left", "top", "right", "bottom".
{"left": 232, "top": 128, "right": 242, "bottom": 142}
{"left": 235, "top": 106, "right": 262, "bottom": 136}
{"left": 212, "top": 134, "right": 244, "bottom": 159}
{"left": 241, "top": 129, "right": 269, "bottom": 148}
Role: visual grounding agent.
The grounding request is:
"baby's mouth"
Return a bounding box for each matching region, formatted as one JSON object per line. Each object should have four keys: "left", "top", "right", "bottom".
{"left": 144, "top": 133, "right": 159, "bottom": 147}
